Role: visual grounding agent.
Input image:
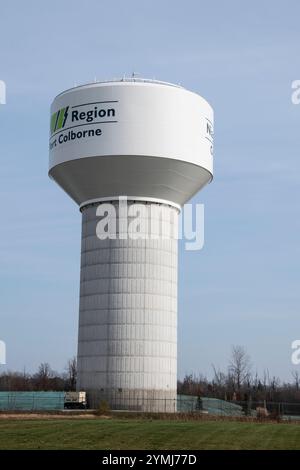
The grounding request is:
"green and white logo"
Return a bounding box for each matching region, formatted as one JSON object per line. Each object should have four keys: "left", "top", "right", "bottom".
{"left": 49, "top": 102, "right": 117, "bottom": 149}
{"left": 50, "top": 106, "right": 69, "bottom": 135}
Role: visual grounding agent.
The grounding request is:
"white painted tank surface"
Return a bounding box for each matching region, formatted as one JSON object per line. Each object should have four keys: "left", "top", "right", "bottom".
{"left": 49, "top": 78, "right": 213, "bottom": 411}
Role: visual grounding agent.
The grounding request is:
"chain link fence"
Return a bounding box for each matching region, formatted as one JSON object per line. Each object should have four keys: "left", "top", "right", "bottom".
{"left": 178, "top": 396, "right": 300, "bottom": 420}
{"left": 0, "top": 392, "right": 65, "bottom": 411}
{"left": 1, "top": 392, "right": 300, "bottom": 420}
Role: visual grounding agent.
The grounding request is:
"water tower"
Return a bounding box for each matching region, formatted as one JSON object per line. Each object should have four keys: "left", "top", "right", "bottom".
{"left": 49, "top": 78, "right": 213, "bottom": 411}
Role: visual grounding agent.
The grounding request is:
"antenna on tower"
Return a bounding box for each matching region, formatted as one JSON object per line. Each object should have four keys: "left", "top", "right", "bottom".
{"left": 131, "top": 72, "right": 141, "bottom": 81}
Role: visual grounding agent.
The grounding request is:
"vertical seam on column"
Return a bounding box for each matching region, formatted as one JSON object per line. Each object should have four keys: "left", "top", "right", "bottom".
{"left": 106, "top": 212, "right": 112, "bottom": 400}
{"left": 143, "top": 205, "right": 147, "bottom": 399}
{"left": 77, "top": 211, "right": 85, "bottom": 390}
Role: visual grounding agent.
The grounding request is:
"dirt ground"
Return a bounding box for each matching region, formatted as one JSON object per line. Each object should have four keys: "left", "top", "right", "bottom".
{"left": 0, "top": 413, "right": 99, "bottom": 420}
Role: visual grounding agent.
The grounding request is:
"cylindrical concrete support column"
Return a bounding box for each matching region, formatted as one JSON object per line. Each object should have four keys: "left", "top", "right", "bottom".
{"left": 77, "top": 200, "right": 178, "bottom": 412}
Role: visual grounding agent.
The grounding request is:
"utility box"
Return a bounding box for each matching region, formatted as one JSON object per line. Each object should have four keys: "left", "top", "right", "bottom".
{"left": 64, "top": 391, "right": 87, "bottom": 409}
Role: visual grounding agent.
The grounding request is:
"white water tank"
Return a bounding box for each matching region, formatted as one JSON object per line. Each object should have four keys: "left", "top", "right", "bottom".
{"left": 49, "top": 78, "right": 213, "bottom": 411}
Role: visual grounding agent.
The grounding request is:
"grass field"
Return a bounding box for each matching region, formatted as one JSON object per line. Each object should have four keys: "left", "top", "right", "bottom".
{"left": 0, "top": 418, "right": 300, "bottom": 450}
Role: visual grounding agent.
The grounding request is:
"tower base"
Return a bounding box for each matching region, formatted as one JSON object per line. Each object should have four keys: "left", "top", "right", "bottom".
{"left": 87, "top": 389, "right": 177, "bottom": 413}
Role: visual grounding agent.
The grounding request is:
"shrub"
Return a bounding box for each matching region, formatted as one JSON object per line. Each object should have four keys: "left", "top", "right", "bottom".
{"left": 96, "top": 400, "right": 111, "bottom": 416}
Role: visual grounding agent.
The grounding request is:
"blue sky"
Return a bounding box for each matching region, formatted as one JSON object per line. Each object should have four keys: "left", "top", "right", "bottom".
{"left": 0, "top": 0, "right": 300, "bottom": 381}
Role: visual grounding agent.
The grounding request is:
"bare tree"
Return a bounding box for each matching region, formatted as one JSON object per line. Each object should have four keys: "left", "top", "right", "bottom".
{"left": 292, "top": 370, "right": 300, "bottom": 391}
{"left": 212, "top": 365, "right": 226, "bottom": 388}
{"left": 262, "top": 369, "right": 269, "bottom": 393}
{"left": 66, "top": 357, "right": 77, "bottom": 390}
{"left": 228, "top": 345, "right": 251, "bottom": 390}
{"left": 35, "top": 362, "right": 53, "bottom": 390}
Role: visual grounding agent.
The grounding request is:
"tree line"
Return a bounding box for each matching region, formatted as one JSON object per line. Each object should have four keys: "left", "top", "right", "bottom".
{"left": 1, "top": 347, "right": 300, "bottom": 403}
{"left": 0, "top": 357, "right": 77, "bottom": 392}
{"left": 178, "top": 346, "right": 300, "bottom": 403}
